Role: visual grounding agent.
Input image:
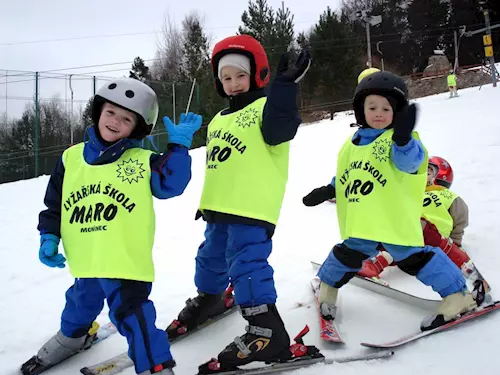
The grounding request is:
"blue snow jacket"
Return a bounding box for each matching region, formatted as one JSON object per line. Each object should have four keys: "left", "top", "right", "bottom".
{"left": 38, "top": 126, "right": 192, "bottom": 237}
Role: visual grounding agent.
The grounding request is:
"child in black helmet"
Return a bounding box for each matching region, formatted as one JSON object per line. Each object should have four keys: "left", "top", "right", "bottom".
{"left": 27, "top": 78, "right": 202, "bottom": 375}
{"left": 303, "top": 71, "right": 480, "bottom": 331}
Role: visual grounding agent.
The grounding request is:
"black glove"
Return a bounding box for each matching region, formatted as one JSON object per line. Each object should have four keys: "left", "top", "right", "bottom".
{"left": 303, "top": 185, "right": 335, "bottom": 207}
{"left": 275, "top": 49, "right": 311, "bottom": 84}
{"left": 392, "top": 103, "right": 418, "bottom": 146}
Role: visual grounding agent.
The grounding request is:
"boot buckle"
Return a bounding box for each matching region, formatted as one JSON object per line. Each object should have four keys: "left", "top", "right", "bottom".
{"left": 241, "top": 304, "right": 268, "bottom": 317}
{"left": 245, "top": 325, "right": 273, "bottom": 338}
{"left": 233, "top": 336, "right": 251, "bottom": 356}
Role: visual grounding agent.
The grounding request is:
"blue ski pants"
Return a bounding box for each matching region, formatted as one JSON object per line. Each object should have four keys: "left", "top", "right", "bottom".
{"left": 317, "top": 237, "right": 466, "bottom": 297}
{"left": 195, "top": 223, "right": 277, "bottom": 307}
{"left": 61, "top": 278, "right": 172, "bottom": 373}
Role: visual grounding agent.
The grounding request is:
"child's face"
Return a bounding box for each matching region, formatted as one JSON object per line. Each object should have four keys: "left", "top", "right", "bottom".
{"left": 98, "top": 102, "right": 137, "bottom": 143}
{"left": 427, "top": 165, "right": 436, "bottom": 185}
{"left": 364, "top": 95, "right": 394, "bottom": 129}
{"left": 220, "top": 66, "right": 251, "bottom": 96}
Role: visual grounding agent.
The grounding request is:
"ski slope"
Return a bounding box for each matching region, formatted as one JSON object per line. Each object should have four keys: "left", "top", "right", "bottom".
{"left": 1, "top": 84, "right": 499, "bottom": 375}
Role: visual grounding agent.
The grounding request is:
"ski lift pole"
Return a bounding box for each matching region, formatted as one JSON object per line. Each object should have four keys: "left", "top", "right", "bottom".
{"left": 186, "top": 57, "right": 204, "bottom": 114}
{"left": 185, "top": 77, "right": 198, "bottom": 114}
{"left": 376, "top": 41, "right": 384, "bottom": 71}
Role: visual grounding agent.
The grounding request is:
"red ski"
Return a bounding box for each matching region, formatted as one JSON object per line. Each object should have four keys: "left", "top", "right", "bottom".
{"left": 361, "top": 301, "right": 500, "bottom": 349}
{"left": 310, "top": 278, "right": 344, "bottom": 344}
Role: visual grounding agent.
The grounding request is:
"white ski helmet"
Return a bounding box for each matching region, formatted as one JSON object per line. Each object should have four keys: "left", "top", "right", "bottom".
{"left": 92, "top": 78, "right": 159, "bottom": 139}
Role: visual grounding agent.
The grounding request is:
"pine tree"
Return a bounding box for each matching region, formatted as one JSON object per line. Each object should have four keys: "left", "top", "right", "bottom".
{"left": 182, "top": 12, "right": 210, "bottom": 81}
{"left": 303, "top": 7, "right": 364, "bottom": 106}
{"left": 341, "top": 0, "right": 411, "bottom": 74}
{"left": 82, "top": 98, "right": 94, "bottom": 127}
{"left": 406, "top": 0, "right": 450, "bottom": 72}
{"left": 238, "top": 0, "right": 295, "bottom": 73}
{"left": 129, "top": 57, "right": 151, "bottom": 81}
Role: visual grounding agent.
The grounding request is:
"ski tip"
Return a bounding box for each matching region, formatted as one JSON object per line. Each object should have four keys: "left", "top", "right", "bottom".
{"left": 360, "top": 342, "right": 391, "bottom": 349}
{"left": 323, "top": 338, "right": 345, "bottom": 344}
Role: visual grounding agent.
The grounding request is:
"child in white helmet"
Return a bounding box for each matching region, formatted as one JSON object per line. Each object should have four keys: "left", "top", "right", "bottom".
{"left": 24, "top": 78, "right": 202, "bottom": 375}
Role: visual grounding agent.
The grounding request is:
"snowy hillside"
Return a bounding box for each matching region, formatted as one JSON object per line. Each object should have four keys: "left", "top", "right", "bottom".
{"left": 1, "top": 84, "right": 499, "bottom": 375}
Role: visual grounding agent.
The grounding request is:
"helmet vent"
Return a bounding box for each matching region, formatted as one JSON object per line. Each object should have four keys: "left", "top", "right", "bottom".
{"left": 108, "top": 83, "right": 117, "bottom": 90}
{"left": 125, "top": 90, "right": 135, "bottom": 98}
{"left": 260, "top": 67, "right": 269, "bottom": 81}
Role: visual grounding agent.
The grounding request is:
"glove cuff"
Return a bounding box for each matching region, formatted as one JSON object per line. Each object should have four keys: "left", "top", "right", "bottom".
{"left": 40, "top": 233, "right": 60, "bottom": 245}
{"left": 168, "top": 135, "right": 191, "bottom": 149}
{"left": 392, "top": 135, "right": 411, "bottom": 147}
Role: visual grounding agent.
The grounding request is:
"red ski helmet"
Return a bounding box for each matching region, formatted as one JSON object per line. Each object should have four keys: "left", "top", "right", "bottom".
{"left": 429, "top": 156, "right": 454, "bottom": 188}
{"left": 211, "top": 34, "right": 270, "bottom": 98}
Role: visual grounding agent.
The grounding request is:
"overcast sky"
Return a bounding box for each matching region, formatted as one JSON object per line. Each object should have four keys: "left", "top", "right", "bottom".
{"left": 0, "top": 0, "right": 342, "bottom": 118}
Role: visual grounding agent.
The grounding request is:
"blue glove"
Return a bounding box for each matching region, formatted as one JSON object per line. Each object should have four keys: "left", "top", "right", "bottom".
{"left": 39, "top": 233, "right": 66, "bottom": 268}
{"left": 163, "top": 112, "right": 202, "bottom": 148}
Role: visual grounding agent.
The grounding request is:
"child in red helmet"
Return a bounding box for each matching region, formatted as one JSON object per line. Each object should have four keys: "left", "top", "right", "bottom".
{"left": 423, "top": 156, "right": 469, "bottom": 248}
{"left": 166, "top": 35, "right": 311, "bottom": 372}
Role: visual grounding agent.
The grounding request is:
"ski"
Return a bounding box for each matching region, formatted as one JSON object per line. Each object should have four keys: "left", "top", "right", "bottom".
{"left": 311, "top": 260, "right": 440, "bottom": 310}
{"left": 20, "top": 321, "right": 118, "bottom": 375}
{"left": 81, "top": 288, "right": 238, "bottom": 375}
{"left": 310, "top": 277, "right": 344, "bottom": 343}
{"left": 197, "top": 325, "right": 393, "bottom": 375}
{"left": 195, "top": 353, "right": 394, "bottom": 375}
{"left": 361, "top": 301, "right": 500, "bottom": 349}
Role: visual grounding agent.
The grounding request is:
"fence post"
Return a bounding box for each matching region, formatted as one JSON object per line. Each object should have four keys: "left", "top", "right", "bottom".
{"left": 172, "top": 82, "right": 176, "bottom": 122}
{"left": 196, "top": 84, "right": 200, "bottom": 111}
{"left": 34, "top": 72, "right": 39, "bottom": 177}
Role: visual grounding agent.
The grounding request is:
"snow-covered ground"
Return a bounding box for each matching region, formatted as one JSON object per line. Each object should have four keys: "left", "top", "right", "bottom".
{"left": 1, "top": 83, "right": 499, "bottom": 375}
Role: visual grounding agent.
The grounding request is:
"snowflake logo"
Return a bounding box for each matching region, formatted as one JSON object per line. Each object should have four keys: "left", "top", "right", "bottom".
{"left": 440, "top": 190, "right": 454, "bottom": 200}
{"left": 372, "top": 138, "right": 392, "bottom": 162}
{"left": 116, "top": 159, "right": 145, "bottom": 184}
{"left": 236, "top": 108, "right": 259, "bottom": 129}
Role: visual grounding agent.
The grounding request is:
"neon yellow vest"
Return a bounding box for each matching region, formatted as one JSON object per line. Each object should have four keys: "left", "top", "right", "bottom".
{"left": 199, "top": 97, "right": 289, "bottom": 225}
{"left": 447, "top": 74, "right": 457, "bottom": 86}
{"left": 336, "top": 130, "right": 427, "bottom": 246}
{"left": 60, "top": 143, "right": 156, "bottom": 281}
{"left": 422, "top": 187, "right": 458, "bottom": 238}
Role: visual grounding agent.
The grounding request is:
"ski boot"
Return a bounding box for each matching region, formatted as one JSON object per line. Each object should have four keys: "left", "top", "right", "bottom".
{"left": 318, "top": 281, "right": 339, "bottom": 321}
{"left": 198, "top": 325, "right": 324, "bottom": 374}
{"left": 138, "top": 360, "right": 176, "bottom": 375}
{"left": 166, "top": 286, "right": 234, "bottom": 340}
{"left": 198, "top": 304, "right": 291, "bottom": 373}
{"left": 421, "top": 289, "right": 479, "bottom": 331}
{"left": 21, "top": 322, "right": 99, "bottom": 375}
{"left": 461, "top": 259, "right": 492, "bottom": 303}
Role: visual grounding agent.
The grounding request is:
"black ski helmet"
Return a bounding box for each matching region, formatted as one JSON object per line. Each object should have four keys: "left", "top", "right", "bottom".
{"left": 353, "top": 71, "right": 408, "bottom": 127}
